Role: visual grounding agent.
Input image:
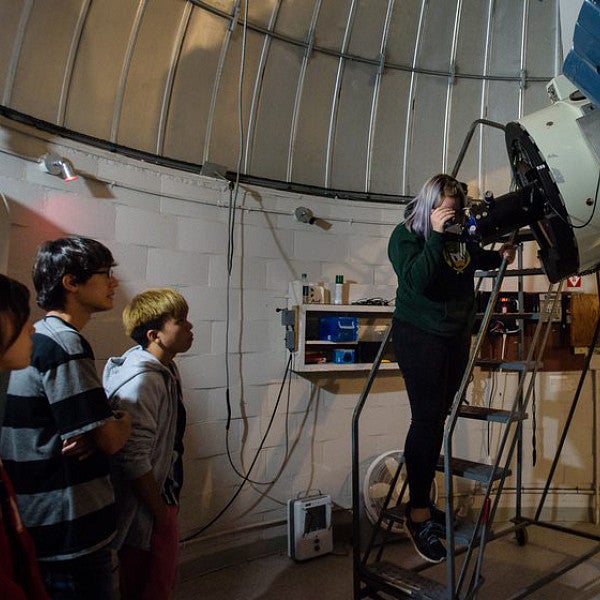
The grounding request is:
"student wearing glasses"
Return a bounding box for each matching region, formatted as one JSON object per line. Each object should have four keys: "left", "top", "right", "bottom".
{"left": 0, "top": 237, "right": 131, "bottom": 599}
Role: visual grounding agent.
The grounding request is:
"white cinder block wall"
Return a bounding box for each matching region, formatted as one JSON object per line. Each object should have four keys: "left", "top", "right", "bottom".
{"left": 0, "top": 118, "right": 598, "bottom": 563}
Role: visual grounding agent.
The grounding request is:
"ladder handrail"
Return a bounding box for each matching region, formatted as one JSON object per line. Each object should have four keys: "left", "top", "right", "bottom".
{"left": 456, "top": 280, "right": 563, "bottom": 597}
{"left": 443, "top": 247, "right": 513, "bottom": 595}
{"left": 351, "top": 322, "right": 392, "bottom": 600}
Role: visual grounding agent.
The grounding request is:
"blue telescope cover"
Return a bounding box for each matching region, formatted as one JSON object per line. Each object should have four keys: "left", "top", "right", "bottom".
{"left": 563, "top": 0, "right": 600, "bottom": 108}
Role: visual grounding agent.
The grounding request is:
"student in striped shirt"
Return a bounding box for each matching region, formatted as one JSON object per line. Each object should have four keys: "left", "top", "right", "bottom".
{"left": 0, "top": 237, "right": 132, "bottom": 599}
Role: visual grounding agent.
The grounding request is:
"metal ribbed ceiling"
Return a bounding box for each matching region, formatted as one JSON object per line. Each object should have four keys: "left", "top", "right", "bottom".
{"left": 0, "top": 0, "right": 561, "bottom": 197}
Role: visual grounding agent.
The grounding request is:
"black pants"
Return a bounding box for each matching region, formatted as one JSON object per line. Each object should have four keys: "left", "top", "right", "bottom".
{"left": 392, "top": 319, "right": 470, "bottom": 509}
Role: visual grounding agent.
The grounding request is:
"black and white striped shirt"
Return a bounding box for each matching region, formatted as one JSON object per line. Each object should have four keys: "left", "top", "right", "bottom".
{"left": 0, "top": 316, "right": 116, "bottom": 560}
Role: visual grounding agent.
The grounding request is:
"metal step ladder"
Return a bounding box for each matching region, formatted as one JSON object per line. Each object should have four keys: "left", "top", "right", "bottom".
{"left": 351, "top": 243, "right": 563, "bottom": 599}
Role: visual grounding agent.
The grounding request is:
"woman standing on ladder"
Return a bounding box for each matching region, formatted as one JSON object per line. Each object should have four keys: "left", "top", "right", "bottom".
{"left": 388, "top": 174, "right": 515, "bottom": 563}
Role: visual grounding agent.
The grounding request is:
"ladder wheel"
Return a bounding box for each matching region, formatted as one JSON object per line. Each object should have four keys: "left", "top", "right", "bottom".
{"left": 515, "top": 527, "right": 528, "bottom": 546}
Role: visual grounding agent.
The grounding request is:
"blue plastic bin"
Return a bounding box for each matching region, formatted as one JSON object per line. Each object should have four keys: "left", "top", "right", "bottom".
{"left": 319, "top": 316, "right": 359, "bottom": 342}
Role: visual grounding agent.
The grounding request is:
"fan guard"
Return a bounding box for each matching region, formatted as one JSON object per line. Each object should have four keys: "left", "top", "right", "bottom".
{"left": 363, "top": 449, "right": 438, "bottom": 535}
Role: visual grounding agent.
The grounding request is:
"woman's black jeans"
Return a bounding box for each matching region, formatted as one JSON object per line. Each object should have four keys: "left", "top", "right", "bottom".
{"left": 392, "top": 318, "right": 470, "bottom": 509}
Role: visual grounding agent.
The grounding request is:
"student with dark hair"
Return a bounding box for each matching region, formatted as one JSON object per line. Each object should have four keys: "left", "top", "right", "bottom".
{"left": 0, "top": 237, "right": 132, "bottom": 599}
{"left": 388, "top": 174, "right": 515, "bottom": 563}
{"left": 0, "top": 274, "right": 49, "bottom": 600}
{"left": 104, "top": 288, "right": 193, "bottom": 600}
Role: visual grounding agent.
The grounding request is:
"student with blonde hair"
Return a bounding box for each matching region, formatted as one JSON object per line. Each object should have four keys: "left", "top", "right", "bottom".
{"left": 104, "top": 288, "right": 193, "bottom": 600}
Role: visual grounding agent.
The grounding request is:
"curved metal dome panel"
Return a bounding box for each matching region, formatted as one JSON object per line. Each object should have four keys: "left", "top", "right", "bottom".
{"left": 0, "top": 0, "right": 561, "bottom": 197}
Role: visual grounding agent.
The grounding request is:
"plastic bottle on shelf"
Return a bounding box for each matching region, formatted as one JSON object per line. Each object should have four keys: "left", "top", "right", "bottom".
{"left": 301, "top": 273, "right": 309, "bottom": 303}
{"left": 333, "top": 274, "right": 344, "bottom": 305}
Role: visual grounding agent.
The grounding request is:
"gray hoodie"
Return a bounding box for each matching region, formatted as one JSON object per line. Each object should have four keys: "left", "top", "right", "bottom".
{"left": 103, "top": 345, "right": 182, "bottom": 550}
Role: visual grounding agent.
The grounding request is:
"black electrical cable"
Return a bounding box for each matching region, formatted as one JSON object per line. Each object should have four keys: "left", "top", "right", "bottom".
{"left": 224, "top": 353, "right": 293, "bottom": 486}
{"left": 180, "top": 352, "right": 293, "bottom": 542}
{"left": 531, "top": 374, "right": 537, "bottom": 467}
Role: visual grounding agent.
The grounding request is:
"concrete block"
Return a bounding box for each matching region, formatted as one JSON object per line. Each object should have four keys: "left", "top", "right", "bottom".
{"left": 42, "top": 191, "right": 116, "bottom": 240}
{"left": 186, "top": 421, "right": 231, "bottom": 459}
{"left": 262, "top": 441, "right": 321, "bottom": 480}
{"left": 240, "top": 350, "right": 290, "bottom": 384}
{"left": 210, "top": 318, "right": 276, "bottom": 355}
{"left": 293, "top": 230, "right": 347, "bottom": 262}
{"left": 146, "top": 248, "right": 209, "bottom": 286}
{"left": 104, "top": 241, "right": 148, "bottom": 282}
{"left": 349, "top": 235, "right": 390, "bottom": 265}
{"left": 98, "top": 160, "right": 162, "bottom": 193}
{"left": 208, "top": 255, "right": 266, "bottom": 289}
{"left": 184, "top": 285, "right": 239, "bottom": 322}
{"left": 184, "top": 387, "right": 232, "bottom": 424}
{"left": 374, "top": 264, "right": 395, "bottom": 285}
{"left": 160, "top": 196, "right": 224, "bottom": 220}
{"left": 0, "top": 153, "right": 26, "bottom": 179}
{"left": 85, "top": 314, "right": 131, "bottom": 360}
{"left": 243, "top": 223, "right": 293, "bottom": 259}
{"left": 163, "top": 175, "right": 227, "bottom": 202}
{"left": 177, "top": 354, "right": 228, "bottom": 389}
{"left": 115, "top": 205, "right": 177, "bottom": 248}
{"left": 111, "top": 184, "right": 160, "bottom": 211}
{"left": 178, "top": 217, "right": 231, "bottom": 254}
{"left": 0, "top": 177, "right": 47, "bottom": 224}
{"left": 237, "top": 289, "right": 286, "bottom": 322}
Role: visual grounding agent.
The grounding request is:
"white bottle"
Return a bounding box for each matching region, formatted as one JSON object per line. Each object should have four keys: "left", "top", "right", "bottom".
{"left": 333, "top": 274, "right": 344, "bottom": 305}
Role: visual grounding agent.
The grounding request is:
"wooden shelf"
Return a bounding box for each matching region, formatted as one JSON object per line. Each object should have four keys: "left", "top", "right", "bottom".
{"left": 292, "top": 304, "right": 395, "bottom": 373}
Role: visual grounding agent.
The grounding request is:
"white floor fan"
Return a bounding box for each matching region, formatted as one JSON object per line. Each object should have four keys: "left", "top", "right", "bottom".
{"left": 362, "top": 449, "right": 438, "bottom": 535}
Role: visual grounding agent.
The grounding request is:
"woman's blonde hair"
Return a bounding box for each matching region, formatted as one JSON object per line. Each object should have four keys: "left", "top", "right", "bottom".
{"left": 123, "top": 288, "right": 189, "bottom": 346}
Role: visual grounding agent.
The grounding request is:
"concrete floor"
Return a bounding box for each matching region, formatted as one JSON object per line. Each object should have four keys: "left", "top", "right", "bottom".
{"left": 175, "top": 521, "right": 600, "bottom": 599}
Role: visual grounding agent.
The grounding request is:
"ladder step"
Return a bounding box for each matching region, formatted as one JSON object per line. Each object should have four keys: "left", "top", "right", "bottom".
{"left": 475, "top": 358, "right": 543, "bottom": 372}
{"left": 361, "top": 561, "right": 447, "bottom": 599}
{"left": 458, "top": 405, "right": 526, "bottom": 423}
{"left": 437, "top": 456, "right": 511, "bottom": 483}
{"left": 379, "top": 508, "right": 485, "bottom": 548}
{"left": 475, "top": 311, "right": 539, "bottom": 321}
{"left": 475, "top": 267, "right": 545, "bottom": 277}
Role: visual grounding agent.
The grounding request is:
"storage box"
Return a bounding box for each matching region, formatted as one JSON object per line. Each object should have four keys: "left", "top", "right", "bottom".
{"left": 333, "top": 348, "right": 356, "bottom": 364}
{"left": 318, "top": 316, "right": 358, "bottom": 342}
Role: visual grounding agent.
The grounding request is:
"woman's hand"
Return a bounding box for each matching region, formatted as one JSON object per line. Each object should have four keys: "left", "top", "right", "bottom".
{"left": 498, "top": 243, "right": 517, "bottom": 265}
{"left": 430, "top": 206, "right": 457, "bottom": 233}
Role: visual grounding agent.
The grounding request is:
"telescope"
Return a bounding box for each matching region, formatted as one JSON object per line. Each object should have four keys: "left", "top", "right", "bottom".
{"left": 458, "top": 0, "right": 600, "bottom": 284}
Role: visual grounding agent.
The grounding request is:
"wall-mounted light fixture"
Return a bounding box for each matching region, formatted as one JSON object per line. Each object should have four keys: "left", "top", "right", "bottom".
{"left": 40, "top": 153, "right": 78, "bottom": 182}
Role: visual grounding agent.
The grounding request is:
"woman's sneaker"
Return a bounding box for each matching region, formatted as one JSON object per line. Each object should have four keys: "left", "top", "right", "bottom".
{"left": 429, "top": 504, "right": 458, "bottom": 537}
{"left": 404, "top": 508, "right": 446, "bottom": 563}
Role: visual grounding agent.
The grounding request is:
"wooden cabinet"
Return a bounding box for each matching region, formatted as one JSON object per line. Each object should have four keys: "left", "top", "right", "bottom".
{"left": 292, "top": 304, "right": 396, "bottom": 372}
